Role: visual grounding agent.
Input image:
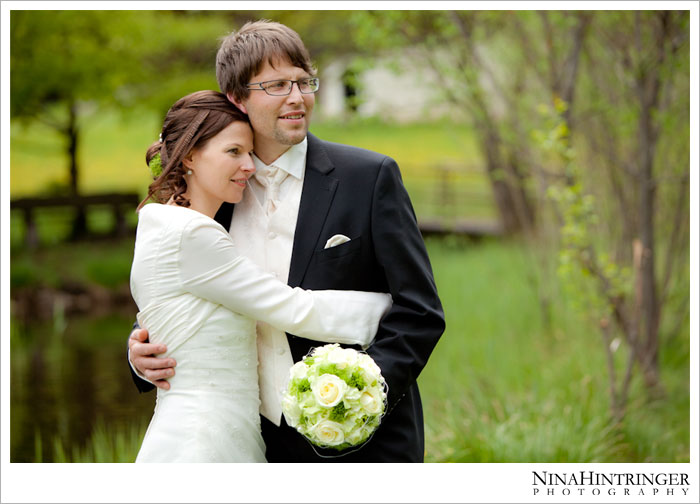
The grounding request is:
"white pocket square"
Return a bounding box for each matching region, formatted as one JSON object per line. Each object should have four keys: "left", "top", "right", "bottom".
{"left": 324, "top": 234, "right": 351, "bottom": 249}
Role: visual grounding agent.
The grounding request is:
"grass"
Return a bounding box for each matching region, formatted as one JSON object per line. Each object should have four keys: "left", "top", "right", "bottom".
{"left": 33, "top": 419, "right": 147, "bottom": 463}
{"left": 11, "top": 237, "right": 136, "bottom": 290}
{"left": 418, "top": 237, "right": 690, "bottom": 463}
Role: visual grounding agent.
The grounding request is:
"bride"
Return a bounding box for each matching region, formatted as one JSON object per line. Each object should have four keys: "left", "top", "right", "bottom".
{"left": 130, "top": 90, "right": 391, "bottom": 462}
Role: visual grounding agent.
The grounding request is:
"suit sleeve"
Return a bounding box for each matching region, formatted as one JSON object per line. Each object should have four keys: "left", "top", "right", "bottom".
{"left": 127, "top": 319, "right": 156, "bottom": 393}
{"left": 366, "top": 157, "right": 445, "bottom": 410}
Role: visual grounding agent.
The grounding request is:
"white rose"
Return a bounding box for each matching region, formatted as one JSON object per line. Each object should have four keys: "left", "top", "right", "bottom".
{"left": 358, "top": 354, "right": 383, "bottom": 383}
{"left": 345, "top": 427, "right": 369, "bottom": 446}
{"left": 360, "top": 387, "right": 384, "bottom": 415}
{"left": 289, "top": 361, "right": 309, "bottom": 380}
{"left": 327, "top": 346, "right": 358, "bottom": 369}
{"left": 311, "top": 344, "right": 338, "bottom": 360}
{"left": 311, "top": 374, "right": 348, "bottom": 407}
{"left": 281, "top": 394, "right": 302, "bottom": 428}
{"left": 344, "top": 387, "right": 362, "bottom": 402}
{"left": 312, "top": 420, "right": 345, "bottom": 446}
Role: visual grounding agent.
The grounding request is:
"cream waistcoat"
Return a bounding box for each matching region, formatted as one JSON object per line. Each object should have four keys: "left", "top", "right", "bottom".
{"left": 229, "top": 161, "right": 304, "bottom": 425}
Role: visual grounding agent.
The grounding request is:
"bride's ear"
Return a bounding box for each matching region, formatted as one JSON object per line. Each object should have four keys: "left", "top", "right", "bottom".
{"left": 182, "top": 151, "right": 194, "bottom": 170}
{"left": 227, "top": 93, "right": 247, "bottom": 115}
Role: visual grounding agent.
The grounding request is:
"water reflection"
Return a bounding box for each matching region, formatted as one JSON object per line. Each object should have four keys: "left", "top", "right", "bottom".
{"left": 10, "top": 312, "right": 155, "bottom": 462}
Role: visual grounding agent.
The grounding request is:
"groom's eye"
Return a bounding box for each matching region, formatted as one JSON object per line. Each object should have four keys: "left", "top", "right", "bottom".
{"left": 266, "top": 81, "right": 288, "bottom": 90}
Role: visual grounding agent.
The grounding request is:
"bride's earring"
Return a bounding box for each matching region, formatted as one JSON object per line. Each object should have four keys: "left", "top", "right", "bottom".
{"left": 186, "top": 169, "right": 193, "bottom": 175}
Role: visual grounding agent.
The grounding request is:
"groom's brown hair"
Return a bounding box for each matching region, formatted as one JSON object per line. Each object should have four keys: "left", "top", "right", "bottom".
{"left": 216, "top": 20, "right": 315, "bottom": 102}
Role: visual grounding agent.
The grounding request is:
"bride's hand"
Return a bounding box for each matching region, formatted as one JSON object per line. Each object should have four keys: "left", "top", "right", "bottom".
{"left": 129, "top": 329, "right": 177, "bottom": 390}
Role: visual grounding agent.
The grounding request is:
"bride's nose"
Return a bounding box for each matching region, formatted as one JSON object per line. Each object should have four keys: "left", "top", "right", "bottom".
{"left": 241, "top": 154, "right": 256, "bottom": 175}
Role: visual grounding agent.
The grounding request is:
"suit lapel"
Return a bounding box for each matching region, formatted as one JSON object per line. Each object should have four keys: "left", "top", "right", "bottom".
{"left": 214, "top": 202, "right": 234, "bottom": 230}
{"left": 288, "top": 134, "right": 338, "bottom": 287}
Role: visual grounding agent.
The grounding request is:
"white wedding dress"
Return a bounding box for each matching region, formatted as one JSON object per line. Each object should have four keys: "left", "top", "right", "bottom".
{"left": 130, "top": 204, "right": 391, "bottom": 462}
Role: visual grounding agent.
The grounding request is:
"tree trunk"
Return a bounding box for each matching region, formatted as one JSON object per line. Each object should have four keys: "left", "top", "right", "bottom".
{"left": 479, "top": 125, "right": 525, "bottom": 234}
{"left": 634, "top": 11, "right": 669, "bottom": 392}
{"left": 67, "top": 100, "right": 87, "bottom": 239}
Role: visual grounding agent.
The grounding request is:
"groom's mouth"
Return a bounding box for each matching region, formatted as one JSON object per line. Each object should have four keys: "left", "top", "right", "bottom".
{"left": 279, "top": 111, "right": 305, "bottom": 123}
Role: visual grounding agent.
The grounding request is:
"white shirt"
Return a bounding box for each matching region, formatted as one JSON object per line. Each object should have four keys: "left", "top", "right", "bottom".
{"left": 247, "top": 138, "right": 306, "bottom": 208}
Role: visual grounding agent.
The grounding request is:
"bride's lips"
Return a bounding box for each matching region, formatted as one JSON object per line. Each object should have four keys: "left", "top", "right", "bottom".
{"left": 230, "top": 178, "right": 247, "bottom": 187}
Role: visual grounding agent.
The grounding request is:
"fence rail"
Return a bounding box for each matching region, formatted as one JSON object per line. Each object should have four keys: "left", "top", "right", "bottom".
{"left": 11, "top": 192, "right": 140, "bottom": 249}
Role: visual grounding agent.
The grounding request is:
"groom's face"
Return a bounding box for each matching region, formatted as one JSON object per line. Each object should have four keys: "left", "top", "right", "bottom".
{"left": 234, "top": 58, "right": 315, "bottom": 164}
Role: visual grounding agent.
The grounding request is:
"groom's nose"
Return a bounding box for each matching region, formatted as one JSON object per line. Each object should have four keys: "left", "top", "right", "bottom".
{"left": 286, "top": 83, "right": 304, "bottom": 104}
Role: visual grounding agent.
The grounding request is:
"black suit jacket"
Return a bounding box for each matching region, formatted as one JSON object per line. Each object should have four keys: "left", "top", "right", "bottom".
{"left": 131, "top": 132, "right": 445, "bottom": 462}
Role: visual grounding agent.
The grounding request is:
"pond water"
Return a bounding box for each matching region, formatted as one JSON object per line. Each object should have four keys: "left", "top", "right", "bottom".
{"left": 10, "top": 309, "right": 156, "bottom": 462}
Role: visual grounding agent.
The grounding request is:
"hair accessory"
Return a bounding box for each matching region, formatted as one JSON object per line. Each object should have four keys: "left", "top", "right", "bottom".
{"left": 148, "top": 152, "right": 163, "bottom": 178}
{"left": 159, "top": 133, "right": 163, "bottom": 142}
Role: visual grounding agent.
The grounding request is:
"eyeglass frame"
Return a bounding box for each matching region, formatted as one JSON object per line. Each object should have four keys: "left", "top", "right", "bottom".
{"left": 246, "top": 78, "right": 320, "bottom": 96}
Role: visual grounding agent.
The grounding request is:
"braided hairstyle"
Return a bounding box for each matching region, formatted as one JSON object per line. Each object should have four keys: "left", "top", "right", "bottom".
{"left": 138, "top": 90, "right": 249, "bottom": 210}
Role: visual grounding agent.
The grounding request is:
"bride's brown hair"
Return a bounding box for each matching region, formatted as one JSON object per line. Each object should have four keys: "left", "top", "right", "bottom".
{"left": 138, "top": 90, "right": 249, "bottom": 210}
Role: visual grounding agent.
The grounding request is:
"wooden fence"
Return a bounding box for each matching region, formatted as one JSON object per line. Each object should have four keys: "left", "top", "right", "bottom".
{"left": 11, "top": 193, "right": 140, "bottom": 249}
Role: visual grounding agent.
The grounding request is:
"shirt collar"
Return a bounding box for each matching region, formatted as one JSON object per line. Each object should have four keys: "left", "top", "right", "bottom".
{"left": 252, "top": 137, "right": 307, "bottom": 180}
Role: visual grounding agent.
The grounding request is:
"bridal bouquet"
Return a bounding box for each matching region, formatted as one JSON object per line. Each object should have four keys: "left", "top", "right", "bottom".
{"left": 281, "top": 343, "right": 387, "bottom": 451}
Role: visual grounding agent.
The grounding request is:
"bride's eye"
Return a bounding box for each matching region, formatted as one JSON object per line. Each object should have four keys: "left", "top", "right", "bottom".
{"left": 228, "top": 148, "right": 239, "bottom": 155}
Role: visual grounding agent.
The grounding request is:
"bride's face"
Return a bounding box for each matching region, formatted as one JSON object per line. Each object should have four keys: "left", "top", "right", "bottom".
{"left": 184, "top": 121, "right": 256, "bottom": 205}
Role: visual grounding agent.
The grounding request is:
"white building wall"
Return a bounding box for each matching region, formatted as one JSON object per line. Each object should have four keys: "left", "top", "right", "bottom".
{"left": 317, "top": 51, "right": 463, "bottom": 123}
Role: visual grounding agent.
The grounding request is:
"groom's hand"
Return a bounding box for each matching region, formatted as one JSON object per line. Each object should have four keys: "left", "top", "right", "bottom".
{"left": 129, "top": 328, "right": 176, "bottom": 390}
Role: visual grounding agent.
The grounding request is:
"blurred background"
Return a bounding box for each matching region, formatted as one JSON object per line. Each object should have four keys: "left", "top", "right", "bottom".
{"left": 9, "top": 10, "right": 690, "bottom": 462}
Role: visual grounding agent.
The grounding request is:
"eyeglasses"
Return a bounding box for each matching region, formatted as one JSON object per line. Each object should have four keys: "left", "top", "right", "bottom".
{"left": 246, "top": 78, "right": 320, "bottom": 96}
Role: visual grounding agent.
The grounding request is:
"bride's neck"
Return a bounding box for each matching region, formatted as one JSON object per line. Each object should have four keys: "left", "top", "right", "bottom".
{"left": 167, "top": 192, "right": 220, "bottom": 219}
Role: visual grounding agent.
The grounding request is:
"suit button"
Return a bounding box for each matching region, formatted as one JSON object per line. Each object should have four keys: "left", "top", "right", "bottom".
{"left": 268, "top": 232, "right": 277, "bottom": 240}
{"left": 277, "top": 347, "right": 285, "bottom": 355}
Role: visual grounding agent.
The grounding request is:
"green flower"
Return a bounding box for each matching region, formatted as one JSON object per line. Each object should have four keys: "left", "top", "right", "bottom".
{"left": 148, "top": 152, "right": 163, "bottom": 178}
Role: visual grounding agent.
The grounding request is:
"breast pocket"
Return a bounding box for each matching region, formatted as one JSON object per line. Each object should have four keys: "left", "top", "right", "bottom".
{"left": 315, "top": 236, "right": 362, "bottom": 263}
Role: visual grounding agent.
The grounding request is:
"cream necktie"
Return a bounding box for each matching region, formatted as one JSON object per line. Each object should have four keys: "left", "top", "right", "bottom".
{"left": 257, "top": 165, "right": 288, "bottom": 216}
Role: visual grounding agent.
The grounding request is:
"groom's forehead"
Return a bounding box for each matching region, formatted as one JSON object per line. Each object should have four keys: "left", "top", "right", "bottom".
{"left": 251, "top": 57, "right": 307, "bottom": 79}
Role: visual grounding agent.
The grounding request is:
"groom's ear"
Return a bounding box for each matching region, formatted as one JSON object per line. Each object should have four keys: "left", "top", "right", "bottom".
{"left": 227, "top": 93, "right": 248, "bottom": 115}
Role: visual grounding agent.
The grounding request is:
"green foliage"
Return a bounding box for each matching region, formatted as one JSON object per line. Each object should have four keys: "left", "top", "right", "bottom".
{"left": 419, "top": 239, "right": 689, "bottom": 462}
{"left": 346, "top": 371, "right": 367, "bottom": 391}
{"left": 11, "top": 11, "right": 232, "bottom": 119}
{"left": 329, "top": 402, "right": 348, "bottom": 423}
{"left": 534, "top": 102, "right": 631, "bottom": 316}
{"left": 290, "top": 378, "right": 311, "bottom": 399}
{"left": 10, "top": 11, "right": 234, "bottom": 194}
{"left": 315, "top": 363, "right": 366, "bottom": 390}
{"left": 148, "top": 152, "right": 162, "bottom": 178}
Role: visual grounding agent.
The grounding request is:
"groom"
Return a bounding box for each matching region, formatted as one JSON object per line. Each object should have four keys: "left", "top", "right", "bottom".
{"left": 128, "top": 20, "right": 445, "bottom": 462}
